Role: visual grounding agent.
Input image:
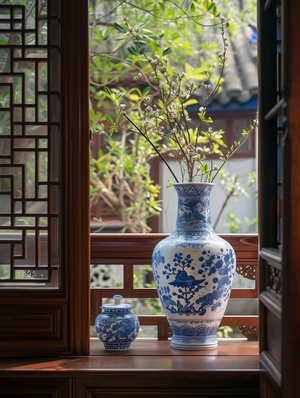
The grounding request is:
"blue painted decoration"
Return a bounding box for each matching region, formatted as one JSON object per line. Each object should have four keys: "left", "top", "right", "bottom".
{"left": 152, "top": 183, "right": 236, "bottom": 350}
{"left": 95, "top": 295, "right": 139, "bottom": 351}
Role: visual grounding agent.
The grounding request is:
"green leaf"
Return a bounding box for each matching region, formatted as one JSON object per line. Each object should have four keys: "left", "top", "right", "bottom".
{"left": 105, "top": 115, "right": 114, "bottom": 124}
{"left": 104, "top": 86, "right": 112, "bottom": 95}
{"left": 162, "top": 47, "right": 172, "bottom": 56}
{"left": 114, "top": 23, "right": 126, "bottom": 33}
{"left": 127, "top": 46, "right": 140, "bottom": 55}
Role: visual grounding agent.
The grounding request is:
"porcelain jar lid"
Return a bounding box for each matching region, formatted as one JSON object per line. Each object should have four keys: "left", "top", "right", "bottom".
{"left": 100, "top": 294, "right": 134, "bottom": 311}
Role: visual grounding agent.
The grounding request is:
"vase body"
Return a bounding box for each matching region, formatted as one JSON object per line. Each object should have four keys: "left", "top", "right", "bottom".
{"left": 152, "top": 183, "right": 236, "bottom": 350}
{"left": 95, "top": 295, "right": 139, "bottom": 351}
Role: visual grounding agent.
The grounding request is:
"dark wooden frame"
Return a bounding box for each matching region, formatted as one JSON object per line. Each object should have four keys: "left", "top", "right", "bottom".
{"left": 0, "top": 0, "right": 90, "bottom": 356}
{"left": 2, "top": 0, "right": 300, "bottom": 396}
{"left": 258, "top": 1, "right": 300, "bottom": 397}
{"left": 258, "top": 0, "right": 282, "bottom": 395}
{"left": 281, "top": 1, "right": 300, "bottom": 397}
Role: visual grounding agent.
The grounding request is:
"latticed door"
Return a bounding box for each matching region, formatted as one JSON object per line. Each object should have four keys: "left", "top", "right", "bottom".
{"left": 0, "top": 0, "right": 61, "bottom": 286}
{"left": 0, "top": 0, "right": 90, "bottom": 356}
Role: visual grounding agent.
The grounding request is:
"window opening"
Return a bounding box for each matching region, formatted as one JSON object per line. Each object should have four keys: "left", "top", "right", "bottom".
{"left": 89, "top": 1, "right": 259, "bottom": 341}
{"left": 89, "top": 0, "right": 258, "bottom": 235}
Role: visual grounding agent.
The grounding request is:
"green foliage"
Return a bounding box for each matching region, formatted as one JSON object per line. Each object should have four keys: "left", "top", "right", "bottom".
{"left": 225, "top": 211, "right": 243, "bottom": 233}
{"left": 224, "top": 211, "right": 258, "bottom": 234}
{"left": 90, "top": 121, "right": 161, "bottom": 232}
{"left": 216, "top": 325, "right": 233, "bottom": 338}
{"left": 98, "top": 19, "right": 257, "bottom": 183}
{"left": 89, "top": 0, "right": 258, "bottom": 229}
{"left": 0, "top": 265, "right": 29, "bottom": 280}
{"left": 90, "top": 81, "right": 163, "bottom": 232}
{"left": 89, "top": 0, "right": 223, "bottom": 82}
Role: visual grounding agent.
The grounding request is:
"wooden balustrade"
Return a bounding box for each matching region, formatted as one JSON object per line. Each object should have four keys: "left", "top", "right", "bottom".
{"left": 0, "top": 232, "right": 258, "bottom": 339}
{"left": 90, "top": 233, "right": 259, "bottom": 340}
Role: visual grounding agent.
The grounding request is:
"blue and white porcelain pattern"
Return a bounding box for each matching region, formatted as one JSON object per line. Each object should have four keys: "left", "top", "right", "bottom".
{"left": 95, "top": 295, "right": 139, "bottom": 351}
{"left": 152, "top": 183, "right": 236, "bottom": 350}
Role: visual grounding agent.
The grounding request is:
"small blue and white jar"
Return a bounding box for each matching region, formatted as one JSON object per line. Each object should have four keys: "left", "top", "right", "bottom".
{"left": 95, "top": 295, "right": 139, "bottom": 351}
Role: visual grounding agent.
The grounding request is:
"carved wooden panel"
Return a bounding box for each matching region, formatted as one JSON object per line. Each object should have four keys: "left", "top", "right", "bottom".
{"left": 75, "top": 373, "right": 259, "bottom": 397}
{"left": 0, "top": 304, "right": 65, "bottom": 336}
{"left": 0, "top": 0, "right": 61, "bottom": 287}
{"left": 267, "top": 265, "right": 282, "bottom": 297}
{"left": 0, "top": 378, "right": 70, "bottom": 398}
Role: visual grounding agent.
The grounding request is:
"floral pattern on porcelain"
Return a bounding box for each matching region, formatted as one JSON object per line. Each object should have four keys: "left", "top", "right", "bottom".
{"left": 153, "top": 246, "right": 235, "bottom": 316}
{"left": 95, "top": 295, "right": 139, "bottom": 351}
{"left": 152, "top": 183, "right": 236, "bottom": 350}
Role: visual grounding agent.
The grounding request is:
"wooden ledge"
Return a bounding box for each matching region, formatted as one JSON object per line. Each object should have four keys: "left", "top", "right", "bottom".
{"left": 89, "top": 338, "right": 259, "bottom": 371}
{"left": 0, "top": 339, "right": 259, "bottom": 373}
{"left": 0, "top": 340, "right": 260, "bottom": 396}
{"left": 90, "top": 337, "right": 259, "bottom": 356}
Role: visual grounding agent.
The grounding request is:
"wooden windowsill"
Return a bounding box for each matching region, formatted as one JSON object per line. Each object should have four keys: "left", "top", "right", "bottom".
{"left": 90, "top": 337, "right": 259, "bottom": 356}
{"left": 89, "top": 338, "right": 259, "bottom": 370}
{"left": 0, "top": 339, "right": 260, "bottom": 396}
{"left": 0, "top": 339, "right": 259, "bottom": 373}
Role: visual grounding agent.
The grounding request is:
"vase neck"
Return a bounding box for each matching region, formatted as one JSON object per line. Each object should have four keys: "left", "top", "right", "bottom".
{"left": 174, "top": 183, "right": 213, "bottom": 232}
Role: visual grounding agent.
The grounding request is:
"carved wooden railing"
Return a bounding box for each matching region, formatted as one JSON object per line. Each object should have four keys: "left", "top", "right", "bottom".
{"left": 90, "top": 233, "right": 259, "bottom": 340}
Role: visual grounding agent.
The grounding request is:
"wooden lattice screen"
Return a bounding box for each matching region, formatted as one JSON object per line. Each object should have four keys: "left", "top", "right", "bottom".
{"left": 0, "top": 1, "right": 60, "bottom": 287}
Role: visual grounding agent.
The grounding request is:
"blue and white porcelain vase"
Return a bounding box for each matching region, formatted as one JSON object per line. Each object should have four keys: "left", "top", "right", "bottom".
{"left": 152, "top": 183, "right": 236, "bottom": 350}
{"left": 95, "top": 294, "right": 139, "bottom": 351}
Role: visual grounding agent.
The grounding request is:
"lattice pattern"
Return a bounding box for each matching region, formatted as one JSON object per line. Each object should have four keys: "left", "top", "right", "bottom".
{"left": 0, "top": 1, "right": 60, "bottom": 285}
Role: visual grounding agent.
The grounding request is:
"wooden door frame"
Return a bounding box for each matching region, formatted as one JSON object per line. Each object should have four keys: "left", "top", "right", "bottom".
{"left": 0, "top": 0, "right": 90, "bottom": 356}
{"left": 281, "top": 1, "right": 300, "bottom": 396}
{"left": 258, "top": 1, "right": 300, "bottom": 397}
{"left": 61, "top": 0, "right": 91, "bottom": 355}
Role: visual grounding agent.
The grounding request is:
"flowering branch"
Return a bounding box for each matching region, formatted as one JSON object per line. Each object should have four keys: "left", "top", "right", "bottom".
{"left": 122, "top": 112, "right": 179, "bottom": 183}
{"left": 211, "top": 117, "right": 258, "bottom": 182}
{"left": 98, "top": 11, "right": 257, "bottom": 184}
